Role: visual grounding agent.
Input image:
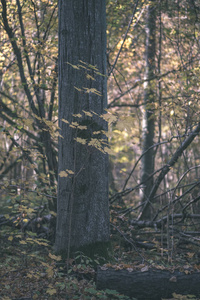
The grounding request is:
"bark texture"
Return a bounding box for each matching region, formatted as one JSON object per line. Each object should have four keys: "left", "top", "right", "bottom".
{"left": 140, "top": 2, "right": 156, "bottom": 219}
{"left": 97, "top": 267, "right": 200, "bottom": 300}
{"left": 55, "top": 0, "right": 109, "bottom": 254}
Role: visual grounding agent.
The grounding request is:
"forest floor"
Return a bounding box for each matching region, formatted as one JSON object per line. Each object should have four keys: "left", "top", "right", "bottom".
{"left": 1, "top": 206, "right": 200, "bottom": 300}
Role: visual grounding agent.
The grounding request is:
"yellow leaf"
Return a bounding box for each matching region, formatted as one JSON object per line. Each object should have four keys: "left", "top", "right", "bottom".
{"left": 62, "top": 118, "right": 69, "bottom": 124}
{"left": 74, "top": 86, "right": 82, "bottom": 92}
{"left": 38, "top": 241, "right": 49, "bottom": 247}
{"left": 102, "top": 113, "right": 117, "bottom": 123}
{"left": 66, "top": 169, "right": 74, "bottom": 174}
{"left": 26, "top": 208, "right": 35, "bottom": 214}
{"left": 47, "top": 267, "right": 54, "bottom": 277}
{"left": 78, "top": 125, "right": 87, "bottom": 130}
{"left": 57, "top": 133, "right": 64, "bottom": 138}
{"left": 86, "top": 74, "right": 95, "bottom": 81}
{"left": 49, "top": 253, "right": 62, "bottom": 261}
{"left": 41, "top": 262, "right": 49, "bottom": 267}
{"left": 23, "top": 118, "right": 33, "bottom": 129}
{"left": 83, "top": 110, "right": 93, "bottom": 117}
{"left": 70, "top": 121, "right": 79, "bottom": 128}
{"left": 59, "top": 171, "right": 68, "bottom": 177}
{"left": 104, "top": 147, "right": 116, "bottom": 156}
{"left": 187, "top": 252, "right": 195, "bottom": 259}
{"left": 94, "top": 71, "right": 106, "bottom": 77}
{"left": 88, "top": 138, "right": 99, "bottom": 147}
{"left": 33, "top": 114, "right": 42, "bottom": 121}
{"left": 73, "top": 113, "right": 82, "bottom": 118}
{"left": 75, "top": 137, "right": 87, "bottom": 145}
{"left": 8, "top": 236, "right": 13, "bottom": 241}
{"left": 20, "top": 240, "right": 27, "bottom": 245}
{"left": 79, "top": 60, "right": 98, "bottom": 70}
{"left": 46, "top": 288, "right": 57, "bottom": 295}
{"left": 50, "top": 211, "right": 57, "bottom": 217}
{"left": 66, "top": 62, "right": 80, "bottom": 69}
{"left": 83, "top": 87, "right": 102, "bottom": 96}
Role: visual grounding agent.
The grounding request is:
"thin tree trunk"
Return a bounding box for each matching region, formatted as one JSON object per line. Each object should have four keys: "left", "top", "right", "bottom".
{"left": 140, "top": 2, "right": 156, "bottom": 220}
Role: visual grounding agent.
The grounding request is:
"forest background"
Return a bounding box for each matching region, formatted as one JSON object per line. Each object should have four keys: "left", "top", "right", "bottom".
{"left": 0, "top": 0, "right": 200, "bottom": 299}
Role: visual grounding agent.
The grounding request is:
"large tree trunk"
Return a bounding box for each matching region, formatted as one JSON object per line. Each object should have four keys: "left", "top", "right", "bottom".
{"left": 140, "top": 2, "right": 156, "bottom": 220}
{"left": 55, "top": 0, "right": 109, "bottom": 255}
{"left": 96, "top": 267, "right": 200, "bottom": 300}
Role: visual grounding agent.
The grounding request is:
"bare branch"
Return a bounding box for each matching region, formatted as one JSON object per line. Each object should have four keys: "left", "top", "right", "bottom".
{"left": 108, "top": 0, "right": 141, "bottom": 76}
{"left": 139, "top": 123, "right": 200, "bottom": 219}
{"left": 1, "top": 0, "right": 38, "bottom": 116}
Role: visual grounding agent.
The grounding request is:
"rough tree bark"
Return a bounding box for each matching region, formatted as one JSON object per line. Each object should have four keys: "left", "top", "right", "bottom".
{"left": 140, "top": 1, "right": 156, "bottom": 220}
{"left": 55, "top": 0, "right": 110, "bottom": 256}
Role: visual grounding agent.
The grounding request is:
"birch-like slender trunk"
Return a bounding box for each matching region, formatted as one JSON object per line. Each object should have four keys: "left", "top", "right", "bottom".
{"left": 140, "top": 2, "right": 156, "bottom": 220}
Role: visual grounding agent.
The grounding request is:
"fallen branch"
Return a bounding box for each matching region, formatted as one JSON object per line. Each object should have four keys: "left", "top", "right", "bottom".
{"left": 96, "top": 267, "right": 200, "bottom": 300}
{"left": 130, "top": 214, "right": 200, "bottom": 229}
